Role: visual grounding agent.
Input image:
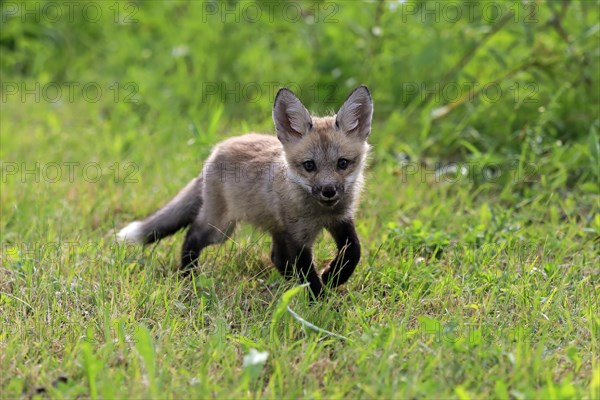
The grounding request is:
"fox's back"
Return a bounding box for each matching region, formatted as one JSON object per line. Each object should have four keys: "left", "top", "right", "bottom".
{"left": 210, "top": 133, "right": 282, "bottom": 165}
{"left": 201, "top": 133, "right": 286, "bottom": 230}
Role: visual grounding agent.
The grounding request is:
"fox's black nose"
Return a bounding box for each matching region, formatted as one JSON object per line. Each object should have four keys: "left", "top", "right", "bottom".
{"left": 322, "top": 186, "right": 337, "bottom": 198}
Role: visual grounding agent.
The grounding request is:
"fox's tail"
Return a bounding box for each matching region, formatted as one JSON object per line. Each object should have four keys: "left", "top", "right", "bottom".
{"left": 116, "top": 176, "right": 203, "bottom": 244}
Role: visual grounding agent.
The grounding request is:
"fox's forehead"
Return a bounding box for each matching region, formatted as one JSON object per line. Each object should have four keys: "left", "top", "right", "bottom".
{"left": 311, "top": 116, "right": 336, "bottom": 132}
{"left": 286, "top": 116, "right": 366, "bottom": 161}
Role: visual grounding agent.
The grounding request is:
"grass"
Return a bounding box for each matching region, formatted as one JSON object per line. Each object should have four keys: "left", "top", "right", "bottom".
{"left": 1, "top": 1, "right": 599, "bottom": 398}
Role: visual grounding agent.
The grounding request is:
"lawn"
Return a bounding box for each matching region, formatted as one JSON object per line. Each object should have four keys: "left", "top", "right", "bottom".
{"left": 1, "top": 1, "right": 599, "bottom": 398}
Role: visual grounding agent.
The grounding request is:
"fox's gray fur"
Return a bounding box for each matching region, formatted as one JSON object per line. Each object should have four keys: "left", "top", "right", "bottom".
{"left": 117, "top": 85, "right": 373, "bottom": 298}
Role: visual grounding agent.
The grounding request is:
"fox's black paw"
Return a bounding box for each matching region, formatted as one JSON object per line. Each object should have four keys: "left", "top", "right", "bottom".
{"left": 307, "top": 279, "right": 326, "bottom": 303}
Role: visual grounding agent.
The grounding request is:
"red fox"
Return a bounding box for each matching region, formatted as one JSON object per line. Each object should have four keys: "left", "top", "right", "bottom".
{"left": 117, "top": 85, "right": 373, "bottom": 298}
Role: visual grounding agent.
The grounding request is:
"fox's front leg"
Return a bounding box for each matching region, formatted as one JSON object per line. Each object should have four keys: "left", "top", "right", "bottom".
{"left": 271, "top": 233, "right": 324, "bottom": 299}
{"left": 322, "top": 220, "right": 361, "bottom": 288}
{"left": 270, "top": 235, "right": 295, "bottom": 279}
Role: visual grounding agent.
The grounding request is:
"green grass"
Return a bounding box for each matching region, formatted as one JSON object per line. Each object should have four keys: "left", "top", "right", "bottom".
{"left": 1, "top": 1, "right": 599, "bottom": 398}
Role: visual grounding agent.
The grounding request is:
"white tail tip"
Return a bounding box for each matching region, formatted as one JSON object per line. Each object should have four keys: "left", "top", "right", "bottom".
{"left": 116, "top": 221, "right": 145, "bottom": 244}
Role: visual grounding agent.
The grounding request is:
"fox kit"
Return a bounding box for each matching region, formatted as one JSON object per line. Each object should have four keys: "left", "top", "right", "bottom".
{"left": 117, "top": 85, "right": 373, "bottom": 298}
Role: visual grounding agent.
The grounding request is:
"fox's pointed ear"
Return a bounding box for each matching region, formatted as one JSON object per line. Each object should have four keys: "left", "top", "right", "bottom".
{"left": 335, "top": 85, "right": 373, "bottom": 140}
{"left": 273, "top": 88, "right": 312, "bottom": 144}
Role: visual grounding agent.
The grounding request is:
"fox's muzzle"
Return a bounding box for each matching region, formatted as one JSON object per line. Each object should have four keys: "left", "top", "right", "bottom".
{"left": 312, "top": 183, "right": 344, "bottom": 203}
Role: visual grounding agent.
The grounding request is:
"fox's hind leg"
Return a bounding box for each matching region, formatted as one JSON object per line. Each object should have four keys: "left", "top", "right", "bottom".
{"left": 321, "top": 219, "right": 361, "bottom": 288}
{"left": 180, "top": 213, "right": 236, "bottom": 273}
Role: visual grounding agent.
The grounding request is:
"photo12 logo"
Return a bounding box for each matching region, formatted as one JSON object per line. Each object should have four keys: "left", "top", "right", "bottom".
{"left": 1, "top": 1, "right": 139, "bottom": 24}
{"left": 401, "top": 81, "right": 539, "bottom": 105}
{"left": 201, "top": 82, "right": 341, "bottom": 103}
{"left": 1, "top": 162, "right": 140, "bottom": 184}
{"left": 398, "top": 161, "right": 540, "bottom": 184}
{"left": 1, "top": 82, "right": 139, "bottom": 104}
{"left": 394, "top": 1, "right": 538, "bottom": 24}
{"left": 0, "top": 318, "right": 141, "bottom": 345}
{"left": 200, "top": 1, "right": 339, "bottom": 23}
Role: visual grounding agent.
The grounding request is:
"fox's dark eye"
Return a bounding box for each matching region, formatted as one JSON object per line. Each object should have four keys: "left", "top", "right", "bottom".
{"left": 337, "top": 158, "right": 349, "bottom": 170}
{"left": 303, "top": 160, "right": 316, "bottom": 172}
